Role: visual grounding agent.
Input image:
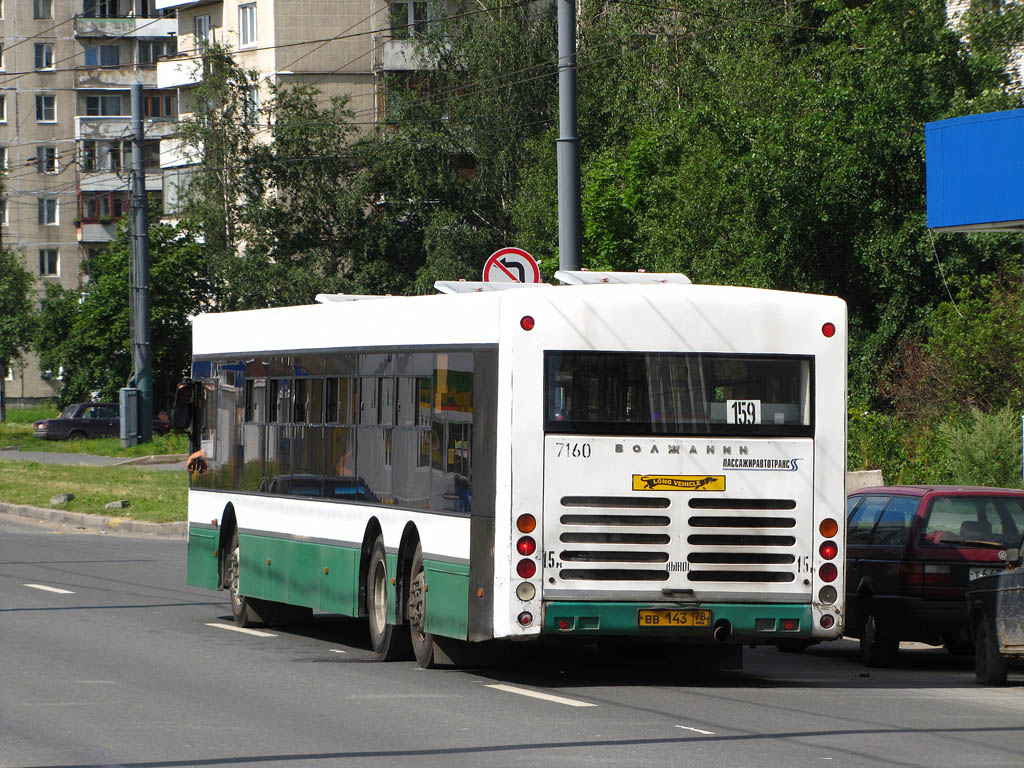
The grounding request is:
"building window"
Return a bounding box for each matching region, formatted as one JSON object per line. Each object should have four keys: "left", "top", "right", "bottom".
{"left": 81, "top": 191, "right": 128, "bottom": 221}
{"left": 37, "top": 146, "right": 58, "bottom": 174}
{"left": 0, "top": 43, "right": 5, "bottom": 71}
{"left": 390, "top": 1, "right": 431, "bottom": 39}
{"left": 0, "top": 95, "right": 6, "bottom": 123}
{"left": 0, "top": 199, "right": 7, "bottom": 227}
{"left": 84, "top": 94, "right": 123, "bottom": 116}
{"left": 39, "top": 249, "right": 59, "bottom": 276}
{"left": 38, "top": 198, "right": 58, "bottom": 225}
{"left": 239, "top": 4, "right": 257, "bottom": 47}
{"left": 83, "top": 0, "right": 120, "bottom": 18}
{"left": 82, "top": 139, "right": 124, "bottom": 172}
{"left": 138, "top": 38, "right": 174, "bottom": 65}
{"left": 0, "top": 146, "right": 7, "bottom": 169}
{"left": 84, "top": 45, "right": 120, "bottom": 67}
{"left": 35, "top": 43, "right": 54, "bottom": 70}
{"left": 195, "top": 15, "right": 212, "bottom": 48}
{"left": 33, "top": 0, "right": 52, "bottom": 19}
{"left": 144, "top": 93, "right": 177, "bottom": 117}
{"left": 244, "top": 87, "right": 258, "bottom": 125}
{"left": 36, "top": 94, "right": 56, "bottom": 122}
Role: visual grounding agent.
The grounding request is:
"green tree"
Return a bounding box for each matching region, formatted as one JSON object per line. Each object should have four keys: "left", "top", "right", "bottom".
{"left": 38, "top": 208, "right": 212, "bottom": 409}
{"left": 0, "top": 250, "right": 36, "bottom": 421}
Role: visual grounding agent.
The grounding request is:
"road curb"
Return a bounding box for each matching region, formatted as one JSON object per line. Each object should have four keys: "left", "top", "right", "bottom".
{"left": 0, "top": 502, "right": 186, "bottom": 539}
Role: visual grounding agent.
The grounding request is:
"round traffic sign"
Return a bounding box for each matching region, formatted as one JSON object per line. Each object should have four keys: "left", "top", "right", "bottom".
{"left": 482, "top": 247, "right": 541, "bottom": 283}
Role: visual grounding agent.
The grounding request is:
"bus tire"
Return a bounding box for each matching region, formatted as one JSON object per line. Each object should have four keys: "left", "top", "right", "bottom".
{"left": 366, "top": 537, "right": 411, "bottom": 661}
{"left": 228, "top": 529, "right": 262, "bottom": 628}
{"left": 408, "top": 543, "right": 436, "bottom": 669}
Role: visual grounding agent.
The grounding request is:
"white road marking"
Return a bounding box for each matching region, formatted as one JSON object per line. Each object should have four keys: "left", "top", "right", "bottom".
{"left": 485, "top": 684, "right": 597, "bottom": 707}
{"left": 24, "top": 583, "right": 74, "bottom": 594}
{"left": 205, "top": 622, "right": 277, "bottom": 637}
{"left": 675, "top": 725, "right": 715, "bottom": 735}
{"left": 330, "top": 649, "right": 346, "bottom": 654}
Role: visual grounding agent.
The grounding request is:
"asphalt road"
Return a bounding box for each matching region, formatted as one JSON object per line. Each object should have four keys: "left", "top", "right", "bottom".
{"left": 2, "top": 512, "right": 1022, "bottom": 768}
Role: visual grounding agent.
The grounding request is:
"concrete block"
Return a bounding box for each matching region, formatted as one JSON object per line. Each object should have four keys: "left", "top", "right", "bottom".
{"left": 50, "top": 493, "right": 74, "bottom": 505}
{"left": 104, "top": 499, "right": 131, "bottom": 510}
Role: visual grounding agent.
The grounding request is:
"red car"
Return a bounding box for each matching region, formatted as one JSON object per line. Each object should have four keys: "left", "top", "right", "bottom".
{"left": 846, "top": 485, "right": 1024, "bottom": 666}
{"left": 33, "top": 402, "right": 171, "bottom": 441}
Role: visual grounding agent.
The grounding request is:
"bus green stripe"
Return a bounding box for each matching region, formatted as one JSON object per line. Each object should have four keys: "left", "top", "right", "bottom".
{"left": 187, "top": 530, "right": 471, "bottom": 640}
{"left": 542, "top": 602, "right": 814, "bottom": 641}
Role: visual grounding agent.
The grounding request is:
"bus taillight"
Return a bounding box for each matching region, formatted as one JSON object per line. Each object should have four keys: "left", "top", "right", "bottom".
{"left": 819, "top": 563, "right": 838, "bottom": 582}
{"left": 517, "top": 559, "right": 537, "bottom": 578}
{"left": 819, "top": 541, "right": 838, "bottom": 560}
{"left": 516, "top": 514, "right": 536, "bottom": 533}
{"left": 518, "top": 611, "right": 534, "bottom": 626}
{"left": 822, "top": 322, "right": 836, "bottom": 338}
{"left": 517, "top": 536, "right": 536, "bottom": 556}
{"left": 820, "top": 614, "right": 836, "bottom": 629}
{"left": 520, "top": 315, "right": 535, "bottom": 331}
{"left": 819, "top": 518, "right": 839, "bottom": 538}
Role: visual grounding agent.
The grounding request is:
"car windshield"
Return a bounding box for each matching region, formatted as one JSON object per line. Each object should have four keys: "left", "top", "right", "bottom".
{"left": 920, "top": 496, "right": 1024, "bottom": 549}
{"left": 59, "top": 405, "right": 78, "bottom": 418}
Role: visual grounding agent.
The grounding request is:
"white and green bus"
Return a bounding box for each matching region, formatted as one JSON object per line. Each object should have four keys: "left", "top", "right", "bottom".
{"left": 184, "top": 271, "right": 847, "bottom": 667}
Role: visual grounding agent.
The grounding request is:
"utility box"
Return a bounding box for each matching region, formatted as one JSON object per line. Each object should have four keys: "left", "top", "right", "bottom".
{"left": 120, "top": 387, "right": 139, "bottom": 447}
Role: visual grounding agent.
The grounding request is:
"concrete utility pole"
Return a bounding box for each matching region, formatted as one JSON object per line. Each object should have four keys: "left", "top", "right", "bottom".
{"left": 130, "top": 81, "right": 153, "bottom": 443}
{"left": 557, "top": 0, "right": 581, "bottom": 271}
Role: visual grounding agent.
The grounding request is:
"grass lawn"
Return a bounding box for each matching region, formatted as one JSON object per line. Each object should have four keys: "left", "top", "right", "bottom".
{"left": 1, "top": 404, "right": 189, "bottom": 457}
{"left": 0, "top": 461, "right": 188, "bottom": 523}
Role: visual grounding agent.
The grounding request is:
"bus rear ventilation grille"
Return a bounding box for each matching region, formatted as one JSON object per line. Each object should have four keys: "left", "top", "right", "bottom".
{"left": 688, "top": 516, "right": 796, "bottom": 528}
{"left": 688, "top": 552, "right": 794, "bottom": 564}
{"left": 560, "top": 514, "right": 671, "bottom": 527}
{"left": 688, "top": 571, "right": 795, "bottom": 583}
{"left": 560, "top": 532, "right": 671, "bottom": 545}
{"left": 687, "top": 534, "right": 796, "bottom": 547}
{"left": 560, "top": 550, "right": 669, "bottom": 563}
{"left": 559, "top": 569, "right": 670, "bottom": 581}
{"left": 562, "top": 496, "right": 671, "bottom": 509}
{"left": 688, "top": 498, "right": 796, "bottom": 510}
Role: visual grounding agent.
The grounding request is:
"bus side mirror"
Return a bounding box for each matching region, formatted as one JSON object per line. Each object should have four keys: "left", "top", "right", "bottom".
{"left": 172, "top": 380, "right": 196, "bottom": 431}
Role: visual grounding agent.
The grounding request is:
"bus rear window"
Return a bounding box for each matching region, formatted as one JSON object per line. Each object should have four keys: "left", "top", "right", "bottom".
{"left": 544, "top": 351, "right": 812, "bottom": 437}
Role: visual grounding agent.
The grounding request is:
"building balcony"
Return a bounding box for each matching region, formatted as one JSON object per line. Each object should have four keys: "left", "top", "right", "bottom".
{"left": 155, "top": 0, "right": 218, "bottom": 10}
{"left": 79, "top": 221, "right": 119, "bottom": 243}
{"left": 73, "top": 16, "right": 176, "bottom": 39}
{"left": 76, "top": 66, "right": 158, "bottom": 89}
{"left": 372, "top": 37, "right": 437, "bottom": 72}
{"left": 76, "top": 116, "right": 177, "bottom": 141}
{"left": 157, "top": 55, "right": 202, "bottom": 89}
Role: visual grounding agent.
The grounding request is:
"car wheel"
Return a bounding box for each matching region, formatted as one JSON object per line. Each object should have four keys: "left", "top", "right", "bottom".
{"left": 68, "top": 430, "right": 87, "bottom": 442}
{"left": 860, "top": 612, "right": 899, "bottom": 667}
{"left": 975, "top": 622, "right": 1008, "bottom": 685}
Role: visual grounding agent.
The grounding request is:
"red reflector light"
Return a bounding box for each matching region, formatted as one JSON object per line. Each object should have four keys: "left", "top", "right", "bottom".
{"left": 518, "top": 611, "right": 533, "bottom": 626}
{"left": 819, "top": 563, "right": 838, "bottom": 582}
{"left": 819, "top": 541, "right": 838, "bottom": 560}
{"left": 516, "top": 559, "right": 536, "bottom": 578}
{"left": 781, "top": 619, "right": 798, "bottom": 631}
{"left": 819, "top": 518, "right": 839, "bottom": 538}
{"left": 557, "top": 618, "right": 571, "bottom": 630}
{"left": 820, "top": 614, "right": 835, "bottom": 629}
{"left": 520, "top": 315, "right": 535, "bottom": 331}
{"left": 517, "top": 536, "right": 536, "bottom": 556}
{"left": 822, "top": 322, "right": 836, "bottom": 338}
{"left": 516, "top": 513, "right": 536, "bottom": 534}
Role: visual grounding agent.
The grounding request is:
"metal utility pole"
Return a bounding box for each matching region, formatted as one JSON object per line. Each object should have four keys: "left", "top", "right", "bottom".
{"left": 557, "top": 0, "right": 581, "bottom": 271}
{"left": 129, "top": 81, "right": 153, "bottom": 443}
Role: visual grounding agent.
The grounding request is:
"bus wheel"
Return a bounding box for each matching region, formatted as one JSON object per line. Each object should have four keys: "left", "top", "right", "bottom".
{"left": 366, "top": 537, "right": 411, "bottom": 661}
{"left": 408, "top": 543, "right": 436, "bottom": 669}
{"left": 228, "top": 530, "right": 260, "bottom": 628}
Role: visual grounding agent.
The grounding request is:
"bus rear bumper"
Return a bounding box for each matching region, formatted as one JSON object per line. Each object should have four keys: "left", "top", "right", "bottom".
{"left": 541, "top": 601, "right": 815, "bottom": 644}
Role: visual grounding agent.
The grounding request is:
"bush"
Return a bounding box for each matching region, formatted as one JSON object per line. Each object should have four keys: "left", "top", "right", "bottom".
{"left": 939, "top": 405, "right": 1023, "bottom": 488}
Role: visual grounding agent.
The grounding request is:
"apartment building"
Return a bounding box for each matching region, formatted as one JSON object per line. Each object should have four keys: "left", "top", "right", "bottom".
{"left": 155, "top": 0, "right": 435, "bottom": 208}
{"left": 1, "top": 0, "right": 177, "bottom": 402}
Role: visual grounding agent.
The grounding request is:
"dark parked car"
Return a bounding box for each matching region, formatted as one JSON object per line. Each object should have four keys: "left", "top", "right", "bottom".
{"left": 967, "top": 548, "right": 1024, "bottom": 685}
{"left": 33, "top": 402, "right": 170, "bottom": 441}
{"left": 846, "top": 485, "right": 1024, "bottom": 666}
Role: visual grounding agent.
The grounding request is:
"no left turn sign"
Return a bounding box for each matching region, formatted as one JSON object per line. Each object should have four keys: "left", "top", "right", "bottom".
{"left": 482, "top": 247, "right": 541, "bottom": 283}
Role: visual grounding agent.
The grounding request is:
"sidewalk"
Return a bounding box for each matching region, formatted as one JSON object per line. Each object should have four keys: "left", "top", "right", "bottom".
{"left": 0, "top": 502, "right": 187, "bottom": 538}
{"left": 0, "top": 447, "right": 187, "bottom": 471}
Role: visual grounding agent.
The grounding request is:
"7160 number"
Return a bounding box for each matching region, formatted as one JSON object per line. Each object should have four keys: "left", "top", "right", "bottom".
{"left": 555, "top": 442, "right": 591, "bottom": 459}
